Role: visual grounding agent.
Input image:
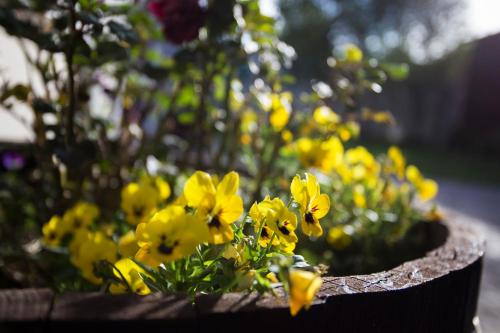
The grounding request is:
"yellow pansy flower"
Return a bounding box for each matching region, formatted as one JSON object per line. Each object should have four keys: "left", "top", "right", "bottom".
{"left": 71, "top": 232, "right": 118, "bottom": 285}
{"left": 240, "top": 110, "right": 258, "bottom": 133}
{"left": 121, "top": 182, "right": 159, "bottom": 225}
{"left": 313, "top": 106, "right": 340, "bottom": 128}
{"left": 135, "top": 206, "right": 208, "bottom": 266}
{"left": 250, "top": 196, "right": 298, "bottom": 250}
{"left": 140, "top": 174, "right": 171, "bottom": 201}
{"left": 291, "top": 173, "right": 330, "bottom": 237}
{"left": 69, "top": 228, "right": 91, "bottom": 257}
{"left": 337, "top": 121, "right": 360, "bottom": 142}
{"left": 352, "top": 184, "right": 366, "bottom": 208}
{"left": 183, "top": 171, "right": 243, "bottom": 244}
{"left": 296, "top": 136, "right": 344, "bottom": 172}
{"left": 42, "top": 215, "right": 68, "bottom": 246}
{"left": 288, "top": 269, "right": 322, "bottom": 316}
{"left": 249, "top": 199, "right": 280, "bottom": 249}
{"left": 118, "top": 230, "right": 139, "bottom": 258}
{"left": 266, "top": 272, "right": 279, "bottom": 283}
{"left": 222, "top": 243, "right": 247, "bottom": 266}
{"left": 281, "top": 129, "right": 293, "bottom": 143}
{"left": 362, "top": 109, "right": 395, "bottom": 125}
{"left": 269, "top": 92, "right": 292, "bottom": 131}
{"left": 327, "top": 226, "right": 352, "bottom": 250}
{"left": 338, "top": 146, "right": 380, "bottom": 187}
{"left": 406, "top": 165, "right": 438, "bottom": 202}
{"left": 109, "top": 258, "right": 151, "bottom": 295}
{"left": 387, "top": 146, "right": 406, "bottom": 179}
{"left": 62, "top": 201, "right": 100, "bottom": 232}
{"left": 344, "top": 44, "right": 363, "bottom": 62}
{"left": 240, "top": 133, "right": 252, "bottom": 145}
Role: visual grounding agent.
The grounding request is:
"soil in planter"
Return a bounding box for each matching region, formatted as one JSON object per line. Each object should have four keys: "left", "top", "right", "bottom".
{"left": 298, "top": 221, "right": 449, "bottom": 276}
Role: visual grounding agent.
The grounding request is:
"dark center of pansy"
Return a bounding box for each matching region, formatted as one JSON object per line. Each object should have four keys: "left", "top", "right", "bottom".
{"left": 48, "top": 232, "right": 57, "bottom": 240}
{"left": 133, "top": 206, "right": 144, "bottom": 218}
{"left": 277, "top": 221, "right": 290, "bottom": 235}
{"left": 158, "top": 240, "right": 179, "bottom": 255}
{"left": 305, "top": 212, "right": 315, "bottom": 224}
{"left": 261, "top": 227, "right": 269, "bottom": 238}
{"left": 74, "top": 218, "right": 82, "bottom": 228}
{"left": 208, "top": 216, "right": 221, "bottom": 229}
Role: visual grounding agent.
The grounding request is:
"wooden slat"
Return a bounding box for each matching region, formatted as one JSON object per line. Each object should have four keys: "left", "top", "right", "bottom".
{"left": 0, "top": 288, "right": 53, "bottom": 321}
{"left": 0, "top": 213, "right": 486, "bottom": 333}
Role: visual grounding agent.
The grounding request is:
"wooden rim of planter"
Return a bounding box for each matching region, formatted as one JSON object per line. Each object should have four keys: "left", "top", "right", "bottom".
{"left": 0, "top": 210, "right": 485, "bottom": 332}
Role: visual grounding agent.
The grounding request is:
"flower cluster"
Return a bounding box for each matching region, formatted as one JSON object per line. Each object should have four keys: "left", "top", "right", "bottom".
{"left": 42, "top": 171, "right": 331, "bottom": 316}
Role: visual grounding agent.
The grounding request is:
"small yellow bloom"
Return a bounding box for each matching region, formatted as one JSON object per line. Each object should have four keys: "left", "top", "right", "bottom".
{"left": 140, "top": 175, "right": 171, "bottom": 201}
{"left": 295, "top": 136, "right": 344, "bottom": 172}
{"left": 288, "top": 269, "right": 322, "bottom": 316}
{"left": 362, "top": 109, "right": 395, "bottom": 125}
{"left": 338, "top": 146, "right": 380, "bottom": 187}
{"left": 249, "top": 200, "right": 280, "bottom": 249}
{"left": 109, "top": 258, "right": 151, "bottom": 295}
{"left": 281, "top": 129, "right": 293, "bottom": 143}
{"left": 352, "top": 184, "right": 366, "bottom": 208}
{"left": 327, "top": 226, "right": 352, "bottom": 250}
{"left": 337, "top": 121, "right": 360, "bottom": 142}
{"left": 250, "top": 196, "right": 298, "bottom": 250}
{"left": 240, "top": 133, "right": 252, "bottom": 145}
{"left": 269, "top": 93, "right": 292, "bottom": 131}
{"left": 71, "top": 232, "right": 118, "bottom": 285}
{"left": 184, "top": 171, "right": 243, "bottom": 244}
{"left": 118, "top": 230, "right": 139, "bottom": 258}
{"left": 62, "top": 201, "right": 100, "bottom": 232}
{"left": 222, "top": 243, "right": 247, "bottom": 266}
{"left": 387, "top": 146, "right": 406, "bottom": 179}
{"left": 42, "top": 215, "right": 68, "bottom": 246}
{"left": 406, "top": 165, "right": 438, "bottom": 201}
{"left": 240, "top": 110, "right": 258, "bottom": 133}
{"left": 344, "top": 44, "right": 363, "bottom": 62}
{"left": 291, "top": 173, "right": 330, "bottom": 237}
{"left": 313, "top": 106, "right": 340, "bottom": 127}
{"left": 266, "top": 272, "right": 279, "bottom": 283}
{"left": 121, "top": 182, "right": 159, "bottom": 225}
{"left": 135, "top": 206, "right": 209, "bottom": 266}
{"left": 69, "top": 228, "right": 91, "bottom": 257}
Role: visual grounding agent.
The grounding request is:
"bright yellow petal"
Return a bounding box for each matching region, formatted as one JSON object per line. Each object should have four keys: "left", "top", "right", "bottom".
{"left": 217, "top": 195, "right": 243, "bottom": 225}
{"left": 305, "top": 173, "right": 320, "bottom": 199}
{"left": 301, "top": 215, "right": 323, "bottom": 237}
{"left": 216, "top": 171, "right": 239, "bottom": 201}
{"left": 311, "top": 193, "right": 330, "bottom": 219}
{"left": 184, "top": 171, "right": 216, "bottom": 207}
{"left": 291, "top": 175, "right": 307, "bottom": 209}
{"left": 419, "top": 179, "right": 438, "bottom": 201}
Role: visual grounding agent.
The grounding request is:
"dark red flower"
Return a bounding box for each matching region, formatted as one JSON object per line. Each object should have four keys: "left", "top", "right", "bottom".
{"left": 148, "top": 0, "right": 206, "bottom": 44}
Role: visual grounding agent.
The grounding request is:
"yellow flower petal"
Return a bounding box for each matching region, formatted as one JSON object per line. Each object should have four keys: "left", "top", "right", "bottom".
{"left": 184, "top": 171, "right": 216, "bottom": 208}
{"left": 216, "top": 171, "right": 239, "bottom": 201}
{"left": 289, "top": 270, "right": 322, "bottom": 316}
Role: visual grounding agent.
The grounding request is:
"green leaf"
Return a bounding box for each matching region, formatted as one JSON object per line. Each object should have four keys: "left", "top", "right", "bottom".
{"left": 107, "top": 20, "right": 138, "bottom": 43}
{"left": 383, "top": 63, "right": 409, "bottom": 81}
{"left": 177, "top": 112, "right": 195, "bottom": 125}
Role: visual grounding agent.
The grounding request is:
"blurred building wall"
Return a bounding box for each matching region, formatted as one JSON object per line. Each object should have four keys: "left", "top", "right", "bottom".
{"left": 364, "top": 33, "right": 500, "bottom": 153}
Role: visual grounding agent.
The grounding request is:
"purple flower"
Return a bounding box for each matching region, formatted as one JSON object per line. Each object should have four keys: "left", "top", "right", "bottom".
{"left": 2, "top": 151, "right": 25, "bottom": 171}
{"left": 148, "top": 0, "right": 206, "bottom": 44}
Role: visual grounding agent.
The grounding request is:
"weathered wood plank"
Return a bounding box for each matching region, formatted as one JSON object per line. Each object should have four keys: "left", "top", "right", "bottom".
{"left": 0, "top": 288, "right": 53, "bottom": 321}
{"left": 0, "top": 213, "right": 485, "bottom": 333}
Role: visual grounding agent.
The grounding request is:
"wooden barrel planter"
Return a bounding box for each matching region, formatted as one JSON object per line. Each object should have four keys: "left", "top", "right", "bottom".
{"left": 0, "top": 211, "right": 485, "bottom": 333}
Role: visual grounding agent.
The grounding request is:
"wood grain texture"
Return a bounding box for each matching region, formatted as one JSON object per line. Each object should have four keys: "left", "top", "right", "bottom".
{"left": 0, "top": 213, "right": 485, "bottom": 333}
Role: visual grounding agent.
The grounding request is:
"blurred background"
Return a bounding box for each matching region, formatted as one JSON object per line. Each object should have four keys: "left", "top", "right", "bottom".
{"left": 1, "top": 0, "right": 499, "bottom": 331}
